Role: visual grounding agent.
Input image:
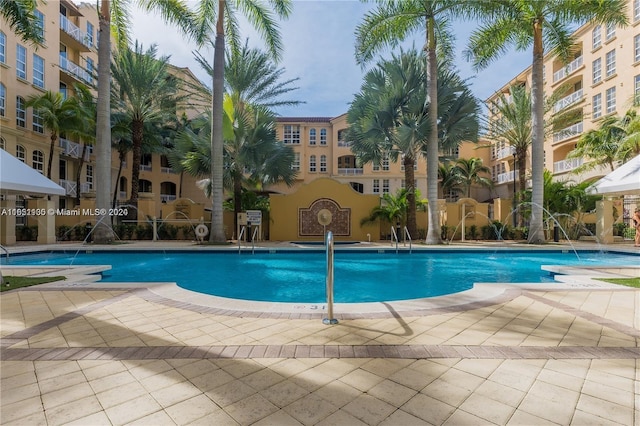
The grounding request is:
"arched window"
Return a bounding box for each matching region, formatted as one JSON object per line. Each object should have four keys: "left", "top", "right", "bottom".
{"left": 16, "top": 97, "right": 26, "bottom": 127}
{"left": 139, "top": 179, "right": 152, "bottom": 193}
{"left": 16, "top": 145, "right": 26, "bottom": 162}
{"left": 32, "top": 150, "right": 44, "bottom": 173}
{"left": 320, "top": 155, "right": 327, "bottom": 172}
{"left": 320, "top": 128, "right": 327, "bottom": 145}
{"left": 0, "top": 83, "right": 5, "bottom": 117}
{"left": 32, "top": 109, "right": 44, "bottom": 133}
{"left": 160, "top": 182, "right": 176, "bottom": 202}
{"left": 309, "top": 128, "right": 316, "bottom": 145}
{"left": 119, "top": 176, "right": 128, "bottom": 199}
{"left": 0, "top": 137, "right": 5, "bottom": 150}
{"left": 309, "top": 155, "right": 316, "bottom": 172}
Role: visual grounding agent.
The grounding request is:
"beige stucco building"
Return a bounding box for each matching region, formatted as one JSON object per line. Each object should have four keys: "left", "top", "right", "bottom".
{"left": 486, "top": 0, "right": 640, "bottom": 200}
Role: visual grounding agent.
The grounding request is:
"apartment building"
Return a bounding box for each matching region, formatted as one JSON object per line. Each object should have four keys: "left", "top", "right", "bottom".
{"left": 486, "top": 0, "right": 640, "bottom": 200}
{"left": 1, "top": 0, "right": 99, "bottom": 218}
{"left": 270, "top": 114, "right": 491, "bottom": 201}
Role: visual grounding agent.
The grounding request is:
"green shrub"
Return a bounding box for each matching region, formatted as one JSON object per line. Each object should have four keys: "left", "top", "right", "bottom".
{"left": 56, "top": 225, "right": 71, "bottom": 241}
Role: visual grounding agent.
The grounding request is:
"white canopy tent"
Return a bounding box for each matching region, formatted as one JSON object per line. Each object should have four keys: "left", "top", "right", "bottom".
{"left": 587, "top": 154, "right": 640, "bottom": 196}
{"left": 0, "top": 149, "right": 65, "bottom": 196}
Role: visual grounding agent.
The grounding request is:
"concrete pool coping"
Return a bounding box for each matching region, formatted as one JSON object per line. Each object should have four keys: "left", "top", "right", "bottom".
{"left": 2, "top": 241, "right": 637, "bottom": 318}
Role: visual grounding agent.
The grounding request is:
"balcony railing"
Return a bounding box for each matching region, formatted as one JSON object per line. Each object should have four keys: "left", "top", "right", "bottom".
{"left": 59, "top": 138, "right": 90, "bottom": 160}
{"left": 553, "top": 121, "right": 584, "bottom": 143}
{"left": 119, "top": 191, "right": 127, "bottom": 199}
{"left": 59, "top": 14, "right": 92, "bottom": 49}
{"left": 553, "top": 56, "right": 583, "bottom": 83}
{"left": 553, "top": 157, "right": 584, "bottom": 173}
{"left": 495, "top": 145, "right": 516, "bottom": 160}
{"left": 59, "top": 55, "right": 92, "bottom": 84}
{"left": 337, "top": 140, "right": 352, "bottom": 147}
{"left": 140, "top": 164, "right": 152, "bottom": 172}
{"left": 160, "top": 194, "right": 177, "bottom": 202}
{"left": 161, "top": 166, "right": 176, "bottom": 174}
{"left": 554, "top": 89, "right": 583, "bottom": 113}
{"left": 59, "top": 180, "right": 91, "bottom": 197}
{"left": 496, "top": 171, "right": 515, "bottom": 184}
{"left": 338, "top": 168, "right": 363, "bottom": 175}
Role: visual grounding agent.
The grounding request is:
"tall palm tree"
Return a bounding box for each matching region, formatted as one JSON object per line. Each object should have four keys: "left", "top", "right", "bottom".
{"left": 569, "top": 115, "right": 624, "bottom": 173}
{"left": 355, "top": 0, "right": 480, "bottom": 245}
{"left": 617, "top": 109, "right": 640, "bottom": 162}
{"left": 110, "top": 42, "right": 182, "bottom": 206}
{"left": 348, "top": 49, "right": 479, "bottom": 239}
{"left": 93, "top": 0, "right": 193, "bottom": 243}
{"left": 190, "top": 0, "right": 292, "bottom": 242}
{"left": 72, "top": 84, "right": 97, "bottom": 206}
{"left": 466, "top": 0, "right": 628, "bottom": 243}
{"left": 0, "top": 0, "right": 43, "bottom": 44}
{"left": 25, "top": 92, "right": 85, "bottom": 179}
{"left": 451, "top": 157, "right": 493, "bottom": 198}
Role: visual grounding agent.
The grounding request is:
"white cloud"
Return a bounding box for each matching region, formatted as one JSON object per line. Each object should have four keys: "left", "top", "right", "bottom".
{"left": 129, "top": 1, "right": 531, "bottom": 117}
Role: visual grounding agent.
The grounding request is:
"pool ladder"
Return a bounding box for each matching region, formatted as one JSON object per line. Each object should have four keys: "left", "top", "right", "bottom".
{"left": 390, "top": 226, "right": 412, "bottom": 253}
{"left": 237, "top": 226, "right": 259, "bottom": 254}
{"left": 0, "top": 245, "right": 8, "bottom": 260}
{"left": 323, "top": 231, "right": 338, "bottom": 325}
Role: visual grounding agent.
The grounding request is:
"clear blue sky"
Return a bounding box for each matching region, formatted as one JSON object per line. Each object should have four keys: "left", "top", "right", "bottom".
{"left": 131, "top": 1, "right": 531, "bottom": 117}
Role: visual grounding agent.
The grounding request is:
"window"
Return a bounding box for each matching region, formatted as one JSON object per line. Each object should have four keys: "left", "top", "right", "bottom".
{"left": 309, "top": 128, "right": 316, "bottom": 145}
{"left": 32, "top": 150, "right": 44, "bottom": 173}
{"left": 635, "top": 35, "right": 640, "bottom": 63}
{"left": 605, "top": 22, "right": 615, "bottom": 41}
{"left": 0, "top": 32, "right": 5, "bottom": 63}
{"left": 373, "top": 179, "right": 380, "bottom": 193}
{"left": 86, "top": 165, "right": 94, "bottom": 190}
{"left": 605, "top": 87, "right": 616, "bottom": 114}
{"left": 86, "top": 22, "right": 94, "bottom": 47}
{"left": 86, "top": 58, "right": 94, "bottom": 84}
{"left": 605, "top": 50, "right": 615, "bottom": 77}
{"left": 33, "top": 54, "right": 44, "bottom": 88}
{"left": 592, "top": 58, "right": 601, "bottom": 84}
{"left": 32, "top": 109, "right": 44, "bottom": 133}
{"left": 59, "top": 159, "right": 66, "bottom": 180}
{"left": 16, "top": 145, "right": 25, "bottom": 162}
{"left": 139, "top": 179, "right": 151, "bottom": 193}
{"left": 16, "top": 97, "right": 26, "bottom": 127}
{"left": 0, "top": 137, "right": 5, "bottom": 150}
{"left": 320, "top": 128, "right": 327, "bottom": 145}
{"left": 592, "top": 93, "right": 602, "bottom": 119}
{"left": 0, "top": 83, "right": 5, "bottom": 117}
{"left": 292, "top": 152, "right": 300, "bottom": 171}
{"left": 635, "top": 0, "right": 640, "bottom": 22}
{"left": 283, "top": 125, "right": 300, "bottom": 144}
{"left": 320, "top": 155, "right": 327, "bottom": 172}
{"left": 34, "top": 9, "right": 44, "bottom": 41}
{"left": 591, "top": 25, "right": 601, "bottom": 50}
{"left": 635, "top": 75, "right": 640, "bottom": 100}
{"left": 309, "top": 155, "right": 316, "bottom": 172}
{"left": 16, "top": 44, "right": 27, "bottom": 79}
{"left": 382, "top": 179, "right": 390, "bottom": 194}
{"left": 60, "top": 83, "right": 67, "bottom": 99}
{"left": 382, "top": 153, "right": 389, "bottom": 171}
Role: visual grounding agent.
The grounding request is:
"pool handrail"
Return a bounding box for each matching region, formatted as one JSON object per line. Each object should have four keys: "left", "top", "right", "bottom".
{"left": 323, "top": 231, "right": 338, "bottom": 325}
{"left": 390, "top": 226, "right": 398, "bottom": 253}
{"left": 403, "top": 226, "right": 412, "bottom": 253}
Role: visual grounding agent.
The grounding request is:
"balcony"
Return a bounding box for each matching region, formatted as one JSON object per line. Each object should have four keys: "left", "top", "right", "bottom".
{"left": 338, "top": 168, "right": 363, "bottom": 175}
{"left": 161, "top": 166, "right": 176, "bottom": 174}
{"left": 119, "top": 191, "right": 127, "bottom": 199}
{"left": 160, "top": 194, "right": 177, "bottom": 202}
{"left": 553, "top": 121, "right": 583, "bottom": 143}
{"left": 552, "top": 56, "right": 583, "bottom": 83}
{"left": 59, "top": 14, "right": 92, "bottom": 50}
{"left": 59, "top": 55, "right": 92, "bottom": 85}
{"left": 59, "top": 180, "right": 91, "bottom": 197}
{"left": 495, "top": 145, "right": 516, "bottom": 160}
{"left": 337, "top": 140, "right": 352, "bottom": 147}
{"left": 140, "top": 164, "right": 152, "bottom": 172}
{"left": 553, "top": 89, "right": 583, "bottom": 113}
{"left": 553, "top": 157, "right": 584, "bottom": 173}
{"left": 59, "top": 138, "right": 90, "bottom": 160}
{"left": 496, "top": 171, "right": 515, "bottom": 184}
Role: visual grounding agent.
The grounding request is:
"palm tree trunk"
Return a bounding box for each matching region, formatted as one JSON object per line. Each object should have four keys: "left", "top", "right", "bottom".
{"left": 130, "top": 120, "right": 143, "bottom": 205}
{"left": 425, "top": 18, "right": 441, "bottom": 244}
{"left": 75, "top": 143, "right": 88, "bottom": 206}
{"left": 528, "top": 20, "right": 545, "bottom": 244}
{"left": 47, "top": 133, "right": 56, "bottom": 178}
{"left": 209, "top": 0, "right": 227, "bottom": 242}
{"left": 93, "top": 0, "right": 114, "bottom": 243}
{"left": 517, "top": 150, "right": 527, "bottom": 228}
{"left": 233, "top": 173, "right": 242, "bottom": 238}
{"left": 112, "top": 150, "right": 125, "bottom": 211}
{"left": 404, "top": 156, "right": 417, "bottom": 238}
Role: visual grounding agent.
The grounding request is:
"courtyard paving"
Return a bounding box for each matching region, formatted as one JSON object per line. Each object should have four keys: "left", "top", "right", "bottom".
{"left": 1, "top": 242, "right": 639, "bottom": 425}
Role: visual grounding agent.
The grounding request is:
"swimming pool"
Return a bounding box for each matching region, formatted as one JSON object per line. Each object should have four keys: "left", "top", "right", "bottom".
{"left": 3, "top": 250, "right": 636, "bottom": 303}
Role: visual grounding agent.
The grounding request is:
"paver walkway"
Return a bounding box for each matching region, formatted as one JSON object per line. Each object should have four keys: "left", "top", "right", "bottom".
{"left": 1, "top": 280, "right": 639, "bottom": 425}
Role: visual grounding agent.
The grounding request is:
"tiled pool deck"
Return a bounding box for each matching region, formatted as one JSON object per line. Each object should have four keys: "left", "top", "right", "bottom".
{"left": 1, "top": 241, "right": 639, "bottom": 425}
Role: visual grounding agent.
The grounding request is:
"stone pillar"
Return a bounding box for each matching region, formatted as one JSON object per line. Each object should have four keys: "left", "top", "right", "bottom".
{"left": 0, "top": 198, "right": 17, "bottom": 246}
{"left": 36, "top": 199, "right": 56, "bottom": 244}
{"left": 596, "top": 199, "right": 614, "bottom": 244}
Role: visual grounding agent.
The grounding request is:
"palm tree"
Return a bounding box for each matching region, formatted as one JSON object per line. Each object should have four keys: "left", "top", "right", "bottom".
{"left": 190, "top": 0, "right": 292, "bottom": 242}
{"left": 569, "top": 115, "right": 625, "bottom": 173}
{"left": 348, "top": 49, "right": 479, "bottom": 240}
{"left": 0, "top": 0, "right": 43, "bottom": 44}
{"left": 438, "top": 161, "right": 462, "bottom": 200}
{"left": 72, "top": 84, "right": 97, "bottom": 206}
{"left": 466, "top": 0, "right": 628, "bottom": 243}
{"left": 355, "top": 0, "right": 481, "bottom": 245}
{"left": 93, "top": 0, "right": 193, "bottom": 243}
{"left": 451, "top": 157, "right": 493, "bottom": 198}
{"left": 617, "top": 109, "right": 640, "bottom": 162}
{"left": 360, "top": 189, "right": 410, "bottom": 235}
{"left": 25, "top": 92, "right": 85, "bottom": 179}
{"left": 110, "top": 42, "right": 182, "bottom": 206}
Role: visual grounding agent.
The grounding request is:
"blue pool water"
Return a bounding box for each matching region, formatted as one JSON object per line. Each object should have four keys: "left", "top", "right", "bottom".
{"left": 2, "top": 250, "right": 635, "bottom": 303}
